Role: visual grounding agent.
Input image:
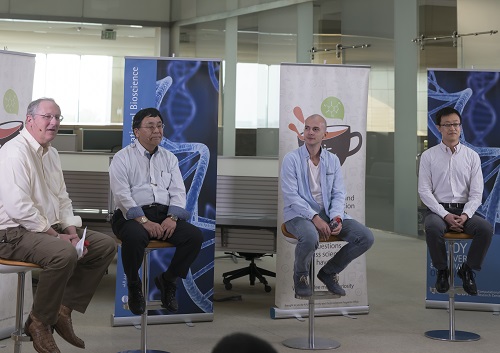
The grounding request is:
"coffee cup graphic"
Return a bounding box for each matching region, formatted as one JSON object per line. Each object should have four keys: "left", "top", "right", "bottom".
{"left": 0, "top": 120, "right": 23, "bottom": 148}
{"left": 297, "top": 124, "right": 362, "bottom": 165}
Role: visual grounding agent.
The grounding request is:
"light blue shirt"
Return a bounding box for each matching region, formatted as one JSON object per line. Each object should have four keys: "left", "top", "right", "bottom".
{"left": 109, "top": 141, "right": 189, "bottom": 220}
{"left": 281, "top": 145, "right": 349, "bottom": 223}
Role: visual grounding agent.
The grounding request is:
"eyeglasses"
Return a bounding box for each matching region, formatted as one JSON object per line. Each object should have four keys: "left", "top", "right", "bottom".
{"left": 34, "top": 114, "right": 64, "bottom": 122}
{"left": 440, "top": 123, "right": 461, "bottom": 128}
{"left": 140, "top": 124, "right": 165, "bottom": 131}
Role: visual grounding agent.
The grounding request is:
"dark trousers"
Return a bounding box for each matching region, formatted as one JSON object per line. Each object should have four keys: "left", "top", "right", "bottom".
{"left": 424, "top": 207, "right": 493, "bottom": 271}
{"left": 111, "top": 207, "right": 203, "bottom": 283}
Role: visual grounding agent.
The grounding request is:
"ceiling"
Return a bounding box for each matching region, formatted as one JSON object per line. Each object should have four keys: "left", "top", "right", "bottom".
{"left": 0, "top": 19, "right": 158, "bottom": 56}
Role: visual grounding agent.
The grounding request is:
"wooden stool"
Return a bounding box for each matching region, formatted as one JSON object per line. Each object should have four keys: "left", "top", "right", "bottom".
{"left": 281, "top": 223, "right": 341, "bottom": 350}
{"left": 118, "top": 240, "right": 175, "bottom": 353}
{"left": 425, "top": 232, "right": 480, "bottom": 342}
{"left": 0, "top": 258, "right": 40, "bottom": 353}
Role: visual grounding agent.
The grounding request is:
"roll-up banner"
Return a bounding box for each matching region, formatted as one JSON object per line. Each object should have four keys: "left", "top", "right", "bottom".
{"left": 0, "top": 50, "right": 35, "bottom": 339}
{"left": 272, "top": 63, "right": 370, "bottom": 319}
{"left": 426, "top": 69, "right": 500, "bottom": 311}
{"left": 113, "top": 57, "right": 220, "bottom": 325}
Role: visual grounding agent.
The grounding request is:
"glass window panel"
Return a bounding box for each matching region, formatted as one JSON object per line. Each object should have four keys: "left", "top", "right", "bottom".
{"left": 45, "top": 54, "right": 80, "bottom": 123}
{"left": 32, "top": 54, "right": 113, "bottom": 124}
{"left": 78, "top": 55, "right": 113, "bottom": 124}
{"left": 235, "top": 63, "right": 269, "bottom": 128}
{"left": 32, "top": 54, "right": 47, "bottom": 103}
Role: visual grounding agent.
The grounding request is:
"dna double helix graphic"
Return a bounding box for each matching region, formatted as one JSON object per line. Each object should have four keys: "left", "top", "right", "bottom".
{"left": 428, "top": 71, "right": 500, "bottom": 232}
{"left": 151, "top": 62, "right": 218, "bottom": 314}
{"left": 163, "top": 61, "right": 201, "bottom": 141}
{"left": 464, "top": 72, "right": 498, "bottom": 148}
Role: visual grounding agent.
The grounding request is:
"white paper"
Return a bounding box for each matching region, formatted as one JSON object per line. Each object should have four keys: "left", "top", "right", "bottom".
{"left": 76, "top": 227, "right": 87, "bottom": 259}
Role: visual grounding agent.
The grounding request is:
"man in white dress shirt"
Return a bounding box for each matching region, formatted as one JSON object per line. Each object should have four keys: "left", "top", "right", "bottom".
{"left": 418, "top": 106, "right": 493, "bottom": 296}
{"left": 109, "top": 107, "right": 202, "bottom": 315}
{"left": 0, "top": 98, "right": 117, "bottom": 353}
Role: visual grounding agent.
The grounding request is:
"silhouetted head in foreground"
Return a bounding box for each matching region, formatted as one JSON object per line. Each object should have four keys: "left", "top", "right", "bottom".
{"left": 212, "top": 332, "right": 278, "bottom": 353}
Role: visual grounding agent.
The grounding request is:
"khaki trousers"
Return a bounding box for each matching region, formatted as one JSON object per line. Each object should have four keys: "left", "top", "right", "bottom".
{"left": 0, "top": 226, "right": 116, "bottom": 325}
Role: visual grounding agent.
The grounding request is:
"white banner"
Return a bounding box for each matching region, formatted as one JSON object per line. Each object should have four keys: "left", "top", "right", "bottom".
{"left": 274, "top": 63, "right": 370, "bottom": 316}
{"left": 0, "top": 50, "right": 36, "bottom": 338}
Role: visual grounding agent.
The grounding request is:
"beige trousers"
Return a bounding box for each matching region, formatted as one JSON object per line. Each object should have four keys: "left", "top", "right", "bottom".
{"left": 0, "top": 226, "right": 116, "bottom": 325}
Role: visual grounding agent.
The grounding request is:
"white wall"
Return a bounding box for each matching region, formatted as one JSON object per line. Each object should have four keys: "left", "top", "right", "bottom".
{"left": 457, "top": 0, "right": 500, "bottom": 69}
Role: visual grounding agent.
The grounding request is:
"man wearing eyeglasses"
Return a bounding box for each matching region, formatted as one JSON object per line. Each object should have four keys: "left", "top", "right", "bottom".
{"left": 418, "top": 106, "right": 493, "bottom": 296}
{"left": 0, "top": 98, "right": 117, "bottom": 353}
{"left": 109, "top": 107, "right": 202, "bottom": 316}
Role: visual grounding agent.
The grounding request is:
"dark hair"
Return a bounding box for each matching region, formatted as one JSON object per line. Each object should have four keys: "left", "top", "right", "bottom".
{"left": 212, "top": 333, "right": 277, "bottom": 353}
{"left": 435, "top": 106, "right": 462, "bottom": 126}
{"left": 132, "top": 108, "right": 163, "bottom": 129}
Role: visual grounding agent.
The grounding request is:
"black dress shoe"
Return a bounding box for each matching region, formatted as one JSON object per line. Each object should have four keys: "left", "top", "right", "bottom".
{"left": 154, "top": 275, "right": 178, "bottom": 312}
{"left": 457, "top": 263, "right": 478, "bottom": 296}
{"left": 127, "top": 281, "right": 146, "bottom": 315}
{"left": 435, "top": 268, "right": 450, "bottom": 293}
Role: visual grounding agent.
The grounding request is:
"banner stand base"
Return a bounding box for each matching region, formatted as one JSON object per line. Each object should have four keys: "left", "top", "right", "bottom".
{"left": 270, "top": 305, "right": 369, "bottom": 319}
{"left": 425, "top": 329, "right": 480, "bottom": 342}
{"left": 425, "top": 300, "right": 500, "bottom": 312}
{"left": 111, "top": 313, "right": 213, "bottom": 327}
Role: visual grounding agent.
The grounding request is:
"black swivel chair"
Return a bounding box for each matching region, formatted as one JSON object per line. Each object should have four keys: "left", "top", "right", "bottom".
{"left": 222, "top": 252, "right": 275, "bottom": 292}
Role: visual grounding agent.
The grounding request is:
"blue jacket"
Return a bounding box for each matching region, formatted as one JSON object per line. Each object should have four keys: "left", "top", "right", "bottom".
{"left": 281, "top": 145, "right": 349, "bottom": 223}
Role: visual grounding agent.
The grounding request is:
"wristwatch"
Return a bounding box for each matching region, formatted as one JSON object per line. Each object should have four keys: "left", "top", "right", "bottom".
{"left": 138, "top": 216, "right": 149, "bottom": 224}
{"left": 167, "top": 214, "right": 178, "bottom": 222}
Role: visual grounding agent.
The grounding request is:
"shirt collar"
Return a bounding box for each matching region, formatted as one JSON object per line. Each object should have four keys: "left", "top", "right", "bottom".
{"left": 134, "top": 140, "right": 158, "bottom": 158}
{"left": 439, "top": 141, "right": 461, "bottom": 154}
{"left": 299, "top": 144, "right": 326, "bottom": 161}
{"left": 20, "top": 127, "right": 46, "bottom": 156}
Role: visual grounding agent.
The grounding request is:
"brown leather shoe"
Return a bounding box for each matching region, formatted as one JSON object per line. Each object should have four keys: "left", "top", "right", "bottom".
{"left": 53, "top": 305, "right": 85, "bottom": 349}
{"left": 24, "top": 313, "right": 60, "bottom": 353}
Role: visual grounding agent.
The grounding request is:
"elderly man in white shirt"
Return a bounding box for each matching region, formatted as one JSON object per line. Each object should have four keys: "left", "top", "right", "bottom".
{"left": 0, "top": 98, "right": 117, "bottom": 353}
{"left": 109, "top": 107, "right": 202, "bottom": 316}
{"left": 418, "top": 106, "right": 493, "bottom": 296}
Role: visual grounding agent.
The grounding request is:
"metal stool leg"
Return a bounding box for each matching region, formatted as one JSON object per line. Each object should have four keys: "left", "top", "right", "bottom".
{"left": 12, "top": 271, "right": 27, "bottom": 353}
{"left": 425, "top": 239, "right": 480, "bottom": 342}
{"left": 282, "top": 254, "right": 340, "bottom": 350}
{"left": 119, "top": 249, "right": 170, "bottom": 353}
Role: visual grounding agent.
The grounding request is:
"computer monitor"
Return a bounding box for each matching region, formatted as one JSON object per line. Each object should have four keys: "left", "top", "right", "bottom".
{"left": 81, "top": 129, "right": 123, "bottom": 152}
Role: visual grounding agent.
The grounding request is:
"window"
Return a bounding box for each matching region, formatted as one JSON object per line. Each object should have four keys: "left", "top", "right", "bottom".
{"left": 33, "top": 54, "right": 113, "bottom": 124}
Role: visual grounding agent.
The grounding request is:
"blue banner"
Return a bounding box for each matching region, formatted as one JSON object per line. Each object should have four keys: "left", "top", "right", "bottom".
{"left": 426, "top": 69, "right": 500, "bottom": 308}
{"left": 114, "top": 57, "right": 220, "bottom": 323}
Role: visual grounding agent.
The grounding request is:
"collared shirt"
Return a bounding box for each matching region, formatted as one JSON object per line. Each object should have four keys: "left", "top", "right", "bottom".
{"left": 0, "top": 128, "right": 82, "bottom": 232}
{"left": 109, "top": 141, "right": 189, "bottom": 220}
{"left": 281, "top": 145, "right": 349, "bottom": 223}
{"left": 418, "top": 142, "right": 483, "bottom": 219}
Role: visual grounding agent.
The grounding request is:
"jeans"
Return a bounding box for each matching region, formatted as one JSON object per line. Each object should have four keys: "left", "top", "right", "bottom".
{"left": 425, "top": 208, "right": 493, "bottom": 271}
{"left": 285, "top": 213, "right": 374, "bottom": 277}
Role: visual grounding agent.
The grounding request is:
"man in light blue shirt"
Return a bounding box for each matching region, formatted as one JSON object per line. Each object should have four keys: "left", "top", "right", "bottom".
{"left": 281, "top": 114, "right": 374, "bottom": 297}
{"left": 109, "top": 108, "right": 203, "bottom": 315}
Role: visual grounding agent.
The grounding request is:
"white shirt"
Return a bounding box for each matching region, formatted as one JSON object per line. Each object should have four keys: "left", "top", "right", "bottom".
{"left": 418, "top": 142, "right": 483, "bottom": 219}
{"left": 109, "top": 141, "right": 188, "bottom": 220}
{"left": 0, "top": 128, "right": 82, "bottom": 232}
{"left": 308, "top": 159, "right": 324, "bottom": 210}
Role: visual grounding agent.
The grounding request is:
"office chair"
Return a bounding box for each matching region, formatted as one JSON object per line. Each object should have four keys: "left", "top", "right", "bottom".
{"left": 222, "top": 252, "right": 275, "bottom": 292}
